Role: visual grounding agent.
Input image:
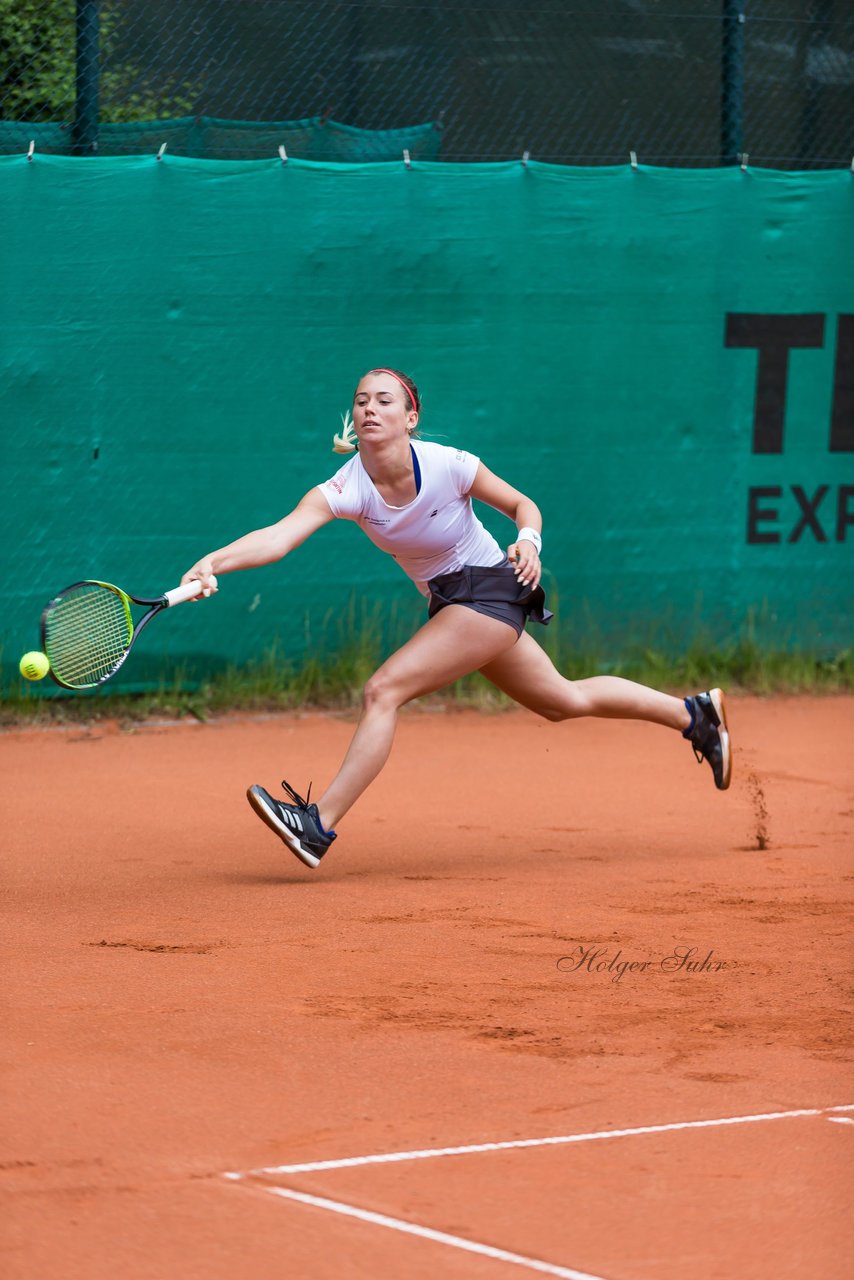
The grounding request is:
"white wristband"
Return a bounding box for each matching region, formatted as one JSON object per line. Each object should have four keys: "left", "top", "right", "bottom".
{"left": 517, "top": 527, "right": 542, "bottom": 554}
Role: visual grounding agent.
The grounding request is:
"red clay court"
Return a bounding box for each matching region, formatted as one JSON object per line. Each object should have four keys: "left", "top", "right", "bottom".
{"left": 3, "top": 696, "right": 852, "bottom": 1278}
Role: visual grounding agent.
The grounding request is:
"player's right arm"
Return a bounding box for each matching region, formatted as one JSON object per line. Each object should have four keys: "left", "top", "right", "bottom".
{"left": 181, "top": 488, "right": 334, "bottom": 594}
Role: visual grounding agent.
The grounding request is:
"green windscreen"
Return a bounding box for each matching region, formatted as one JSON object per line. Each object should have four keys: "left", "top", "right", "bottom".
{"left": 1, "top": 156, "right": 851, "bottom": 691}
{"left": 0, "top": 117, "right": 443, "bottom": 161}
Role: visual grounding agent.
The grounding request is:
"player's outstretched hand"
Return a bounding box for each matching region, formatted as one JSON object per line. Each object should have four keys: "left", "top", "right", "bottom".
{"left": 508, "top": 540, "right": 541, "bottom": 590}
{"left": 181, "top": 561, "right": 219, "bottom": 598}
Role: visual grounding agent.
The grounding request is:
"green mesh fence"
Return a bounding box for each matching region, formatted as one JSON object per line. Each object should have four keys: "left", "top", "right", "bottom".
{"left": 1, "top": 2, "right": 852, "bottom": 168}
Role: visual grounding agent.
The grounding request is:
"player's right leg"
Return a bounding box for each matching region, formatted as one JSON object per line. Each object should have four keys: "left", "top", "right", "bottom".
{"left": 316, "top": 603, "right": 518, "bottom": 828}
{"left": 248, "top": 604, "right": 518, "bottom": 865}
{"left": 246, "top": 779, "right": 335, "bottom": 869}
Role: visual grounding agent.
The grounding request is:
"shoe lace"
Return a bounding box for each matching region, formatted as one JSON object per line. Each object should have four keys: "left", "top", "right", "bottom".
{"left": 281, "top": 778, "right": 312, "bottom": 810}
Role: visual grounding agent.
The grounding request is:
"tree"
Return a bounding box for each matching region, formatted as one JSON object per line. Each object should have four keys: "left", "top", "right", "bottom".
{"left": 0, "top": 0, "right": 199, "bottom": 123}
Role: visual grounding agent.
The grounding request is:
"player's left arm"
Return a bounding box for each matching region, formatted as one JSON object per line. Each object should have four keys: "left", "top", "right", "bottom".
{"left": 467, "top": 462, "right": 543, "bottom": 588}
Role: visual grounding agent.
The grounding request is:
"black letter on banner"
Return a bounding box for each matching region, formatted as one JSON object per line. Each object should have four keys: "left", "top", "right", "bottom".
{"left": 725, "top": 314, "right": 825, "bottom": 453}
{"left": 830, "top": 315, "right": 854, "bottom": 452}
{"left": 747, "top": 487, "right": 782, "bottom": 544}
{"left": 788, "top": 485, "right": 829, "bottom": 543}
{"left": 837, "top": 487, "right": 854, "bottom": 543}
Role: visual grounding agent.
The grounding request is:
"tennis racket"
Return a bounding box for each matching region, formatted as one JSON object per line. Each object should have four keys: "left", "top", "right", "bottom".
{"left": 40, "top": 578, "right": 212, "bottom": 690}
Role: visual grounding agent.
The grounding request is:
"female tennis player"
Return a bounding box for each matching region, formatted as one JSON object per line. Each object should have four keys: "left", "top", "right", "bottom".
{"left": 182, "top": 368, "right": 731, "bottom": 868}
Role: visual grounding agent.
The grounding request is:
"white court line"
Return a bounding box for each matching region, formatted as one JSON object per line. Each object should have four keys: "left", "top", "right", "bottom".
{"left": 827, "top": 1116, "right": 854, "bottom": 1126}
{"left": 225, "top": 1103, "right": 854, "bottom": 1178}
{"left": 252, "top": 1184, "right": 611, "bottom": 1280}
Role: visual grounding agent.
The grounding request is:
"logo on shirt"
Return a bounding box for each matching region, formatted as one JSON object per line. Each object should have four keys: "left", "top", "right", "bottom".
{"left": 429, "top": 509, "right": 438, "bottom": 517}
{"left": 364, "top": 516, "right": 390, "bottom": 526}
{"left": 326, "top": 478, "right": 344, "bottom": 495}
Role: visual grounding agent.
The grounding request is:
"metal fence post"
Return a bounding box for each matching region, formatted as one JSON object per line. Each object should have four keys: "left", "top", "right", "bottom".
{"left": 73, "top": 1, "right": 100, "bottom": 155}
{"left": 721, "top": 1, "right": 745, "bottom": 166}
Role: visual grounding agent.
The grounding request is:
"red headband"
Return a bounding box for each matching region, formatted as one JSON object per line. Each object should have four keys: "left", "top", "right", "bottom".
{"left": 368, "top": 368, "right": 419, "bottom": 415}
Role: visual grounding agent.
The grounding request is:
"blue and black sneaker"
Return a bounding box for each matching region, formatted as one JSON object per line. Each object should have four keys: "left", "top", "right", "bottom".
{"left": 683, "top": 689, "right": 732, "bottom": 791}
{"left": 246, "top": 779, "right": 337, "bottom": 868}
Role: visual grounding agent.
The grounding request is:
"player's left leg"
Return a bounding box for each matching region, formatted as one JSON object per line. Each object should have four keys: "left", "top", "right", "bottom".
{"left": 479, "top": 632, "right": 731, "bottom": 788}
{"left": 479, "top": 631, "right": 688, "bottom": 726}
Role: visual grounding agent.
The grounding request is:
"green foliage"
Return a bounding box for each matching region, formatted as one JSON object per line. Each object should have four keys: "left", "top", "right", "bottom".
{"left": 0, "top": 0, "right": 199, "bottom": 122}
{"left": 0, "top": 0, "right": 74, "bottom": 118}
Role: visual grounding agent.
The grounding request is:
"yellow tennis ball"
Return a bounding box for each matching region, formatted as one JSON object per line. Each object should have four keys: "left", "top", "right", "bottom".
{"left": 20, "top": 651, "right": 50, "bottom": 681}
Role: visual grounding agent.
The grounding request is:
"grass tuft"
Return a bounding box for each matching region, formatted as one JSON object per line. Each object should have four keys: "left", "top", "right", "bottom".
{"left": 1, "top": 627, "right": 851, "bottom": 728}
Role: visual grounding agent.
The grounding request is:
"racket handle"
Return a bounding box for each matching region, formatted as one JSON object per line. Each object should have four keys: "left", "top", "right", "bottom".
{"left": 163, "top": 576, "right": 217, "bottom": 607}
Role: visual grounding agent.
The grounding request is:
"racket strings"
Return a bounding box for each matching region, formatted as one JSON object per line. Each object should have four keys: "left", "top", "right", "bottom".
{"left": 44, "top": 586, "right": 133, "bottom": 686}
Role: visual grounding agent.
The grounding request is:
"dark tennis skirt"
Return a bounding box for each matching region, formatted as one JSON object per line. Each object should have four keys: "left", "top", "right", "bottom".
{"left": 427, "top": 561, "right": 553, "bottom": 638}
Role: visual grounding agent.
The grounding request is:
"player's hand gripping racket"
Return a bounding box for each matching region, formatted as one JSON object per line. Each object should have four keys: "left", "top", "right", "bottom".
{"left": 40, "top": 578, "right": 215, "bottom": 690}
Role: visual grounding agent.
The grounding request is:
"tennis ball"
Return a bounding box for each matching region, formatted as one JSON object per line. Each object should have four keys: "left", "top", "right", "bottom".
{"left": 19, "top": 651, "right": 50, "bottom": 681}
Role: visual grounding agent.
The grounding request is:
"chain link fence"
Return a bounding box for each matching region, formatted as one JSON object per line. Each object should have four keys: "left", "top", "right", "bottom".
{"left": 1, "top": 1, "right": 851, "bottom": 166}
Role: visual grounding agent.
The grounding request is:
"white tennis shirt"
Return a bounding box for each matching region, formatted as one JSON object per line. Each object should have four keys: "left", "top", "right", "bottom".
{"left": 318, "top": 440, "right": 504, "bottom": 595}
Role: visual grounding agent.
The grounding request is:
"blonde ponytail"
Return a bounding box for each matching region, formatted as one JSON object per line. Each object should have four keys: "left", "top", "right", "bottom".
{"left": 332, "top": 409, "right": 357, "bottom": 454}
